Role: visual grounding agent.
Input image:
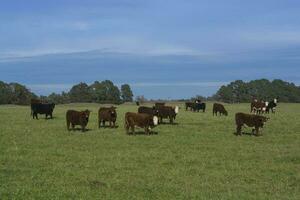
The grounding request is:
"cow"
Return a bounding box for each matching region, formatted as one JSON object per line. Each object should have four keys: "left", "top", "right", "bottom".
{"left": 30, "top": 99, "right": 42, "bottom": 116}
{"left": 213, "top": 103, "right": 228, "bottom": 116}
{"left": 31, "top": 103, "right": 55, "bottom": 119}
{"left": 235, "top": 112, "right": 269, "bottom": 136}
{"left": 185, "top": 102, "right": 194, "bottom": 111}
{"left": 156, "top": 106, "right": 179, "bottom": 124}
{"left": 98, "top": 106, "right": 117, "bottom": 128}
{"left": 124, "top": 112, "right": 158, "bottom": 135}
{"left": 66, "top": 110, "right": 90, "bottom": 132}
{"left": 250, "top": 99, "right": 268, "bottom": 114}
{"left": 191, "top": 102, "right": 206, "bottom": 112}
{"left": 138, "top": 106, "right": 159, "bottom": 116}
{"left": 266, "top": 98, "right": 278, "bottom": 114}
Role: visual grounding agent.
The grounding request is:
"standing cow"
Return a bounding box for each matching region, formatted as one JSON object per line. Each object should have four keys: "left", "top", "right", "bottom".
{"left": 31, "top": 103, "right": 55, "bottom": 119}
{"left": 156, "top": 106, "right": 179, "bottom": 124}
{"left": 98, "top": 106, "right": 117, "bottom": 128}
{"left": 235, "top": 112, "right": 269, "bottom": 136}
{"left": 125, "top": 112, "right": 158, "bottom": 135}
{"left": 138, "top": 106, "right": 159, "bottom": 116}
{"left": 266, "top": 98, "right": 278, "bottom": 114}
{"left": 66, "top": 110, "right": 90, "bottom": 132}
{"left": 191, "top": 102, "right": 206, "bottom": 112}
{"left": 251, "top": 99, "right": 268, "bottom": 114}
{"left": 213, "top": 103, "right": 228, "bottom": 116}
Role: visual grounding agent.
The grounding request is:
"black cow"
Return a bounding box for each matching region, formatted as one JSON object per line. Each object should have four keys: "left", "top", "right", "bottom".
{"left": 266, "top": 98, "right": 278, "bottom": 114}
{"left": 156, "top": 106, "right": 179, "bottom": 124}
{"left": 138, "top": 106, "right": 159, "bottom": 116}
{"left": 31, "top": 103, "right": 55, "bottom": 119}
{"left": 191, "top": 102, "right": 206, "bottom": 112}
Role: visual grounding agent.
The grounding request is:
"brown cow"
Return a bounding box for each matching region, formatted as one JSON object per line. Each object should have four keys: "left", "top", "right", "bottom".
{"left": 125, "top": 112, "right": 158, "bottom": 135}
{"left": 66, "top": 110, "right": 90, "bottom": 132}
{"left": 235, "top": 112, "right": 269, "bottom": 136}
{"left": 213, "top": 103, "right": 228, "bottom": 116}
{"left": 251, "top": 100, "right": 268, "bottom": 114}
{"left": 98, "top": 106, "right": 117, "bottom": 128}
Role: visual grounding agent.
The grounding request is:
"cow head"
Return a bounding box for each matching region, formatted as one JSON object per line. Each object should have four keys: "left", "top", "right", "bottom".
{"left": 224, "top": 110, "right": 228, "bottom": 116}
{"left": 265, "top": 101, "right": 269, "bottom": 107}
{"left": 256, "top": 116, "right": 268, "bottom": 127}
{"left": 274, "top": 98, "right": 278, "bottom": 104}
{"left": 152, "top": 106, "right": 159, "bottom": 116}
{"left": 82, "top": 109, "right": 91, "bottom": 122}
{"left": 110, "top": 107, "right": 117, "bottom": 117}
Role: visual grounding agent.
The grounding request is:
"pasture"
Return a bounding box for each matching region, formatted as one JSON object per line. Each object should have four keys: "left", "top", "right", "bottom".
{"left": 0, "top": 103, "right": 299, "bottom": 199}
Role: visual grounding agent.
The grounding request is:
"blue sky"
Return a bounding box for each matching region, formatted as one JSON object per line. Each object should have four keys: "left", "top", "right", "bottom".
{"left": 0, "top": 0, "right": 300, "bottom": 99}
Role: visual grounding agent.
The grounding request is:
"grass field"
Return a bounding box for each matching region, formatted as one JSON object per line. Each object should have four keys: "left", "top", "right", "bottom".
{"left": 0, "top": 102, "right": 299, "bottom": 199}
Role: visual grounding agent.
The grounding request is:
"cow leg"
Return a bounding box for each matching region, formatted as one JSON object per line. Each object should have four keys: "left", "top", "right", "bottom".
{"left": 50, "top": 113, "right": 53, "bottom": 119}
{"left": 170, "top": 117, "right": 173, "bottom": 124}
{"left": 45, "top": 114, "right": 48, "bottom": 119}
{"left": 145, "top": 127, "right": 149, "bottom": 135}
{"left": 67, "top": 121, "right": 71, "bottom": 131}
{"left": 255, "top": 127, "right": 260, "bottom": 136}
{"left": 72, "top": 124, "right": 75, "bottom": 131}
{"left": 236, "top": 125, "right": 242, "bottom": 135}
{"left": 131, "top": 126, "right": 135, "bottom": 135}
{"left": 109, "top": 121, "right": 112, "bottom": 128}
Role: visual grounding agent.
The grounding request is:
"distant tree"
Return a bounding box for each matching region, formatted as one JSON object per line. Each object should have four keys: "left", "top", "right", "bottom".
{"left": 121, "top": 84, "right": 133, "bottom": 102}
{"left": 69, "top": 82, "right": 92, "bottom": 103}
{"left": 9, "top": 83, "right": 36, "bottom": 105}
{"left": 89, "top": 80, "right": 121, "bottom": 104}
{"left": 0, "top": 81, "right": 13, "bottom": 104}
{"left": 135, "top": 95, "right": 147, "bottom": 104}
{"left": 215, "top": 79, "right": 300, "bottom": 103}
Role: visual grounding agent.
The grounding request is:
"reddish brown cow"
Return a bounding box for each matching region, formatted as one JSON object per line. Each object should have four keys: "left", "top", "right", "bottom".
{"left": 125, "top": 112, "right": 158, "bottom": 135}
{"left": 213, "top": 103, "right": 228, "bottom": 116}
{"left": 66, "top": 110, "right": 90, "bottom": 132}
{"left": 98, "top": 106, "right": 117, "bottom": 128}
{"left": 235, "top": 112, "right": 269, "bottom": 136}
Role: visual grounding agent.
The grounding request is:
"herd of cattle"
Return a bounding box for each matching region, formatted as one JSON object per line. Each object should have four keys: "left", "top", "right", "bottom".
{"left": 30, "top": 98, "right": 278, "bottom": 136}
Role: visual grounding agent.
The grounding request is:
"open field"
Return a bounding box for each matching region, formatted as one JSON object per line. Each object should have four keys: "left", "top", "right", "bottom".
{"left": 0, "top": 103, "right": 299, "bottom": 199}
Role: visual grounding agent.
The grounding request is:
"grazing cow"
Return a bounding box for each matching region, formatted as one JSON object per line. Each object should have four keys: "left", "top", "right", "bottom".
{"left": 266, "top": 98, "right": 278, "bottom": 114}
{"left": 66, "top": 110, "right": 90, "bottom": 132}
{"left": 98, "top": 106, "right": 117, "bottom": 128}
{"left": 156, "top": 106, "right": 179, "bottom": 124}
{"left": 235, "top": 112, "right": 269, "bottom": 136}
{"left": 191, "top": 102, "right": 206, "bottom": 112}
{"left": 185, "top": 102, "right": 194, "bottom": 111}
{"left": 31, "top": 103, "right": 55, "bottom": 119}
{"left": 125, "top": 112, "right": 158, "bottom": 135}
{"left": 138, "top": 106, "right": 159, "bottom": 116}
{"left": 213, "top": 103, "right": 228, "bottom": 116}
{"left": 251, "top": 100, "right": 268, "bottom": 114}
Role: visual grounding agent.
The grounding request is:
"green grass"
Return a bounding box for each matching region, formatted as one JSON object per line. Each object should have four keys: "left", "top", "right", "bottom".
{"left": 0, "top": 103, "right": 299, "bottom": 199}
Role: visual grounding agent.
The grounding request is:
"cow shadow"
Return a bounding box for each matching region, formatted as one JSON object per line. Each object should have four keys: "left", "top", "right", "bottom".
{"left": 69, "top": 128, "right": 92, "bottom": 132}
{"left": 98, "top": 125, "right": 119, "bottom": 129}
{"left": 233, "top": 132, "right": 260, "bottom": 137}
{"left": 127, "top": 131, "right": 158, "bottom": 136}
{"left": 158, "top": 122, "right": 179, "bottom": 125}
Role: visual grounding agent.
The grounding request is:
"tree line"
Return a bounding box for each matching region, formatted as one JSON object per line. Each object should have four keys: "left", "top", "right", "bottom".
{"left": 0, "top": 80, "right": 133, "bottom": 105}
{"left": 213, "top": 79, "right": 300, "bottom": 103}
{"left": 1, "top": 79, "right": 300, "bottom": 105}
